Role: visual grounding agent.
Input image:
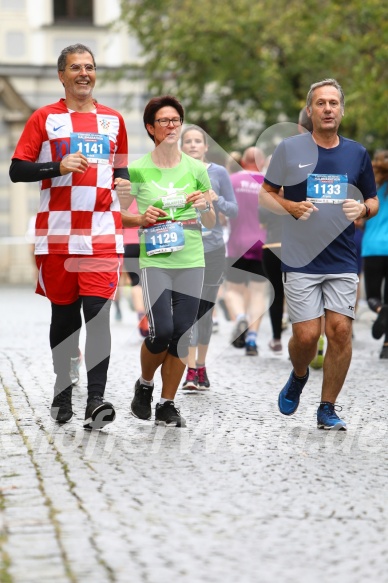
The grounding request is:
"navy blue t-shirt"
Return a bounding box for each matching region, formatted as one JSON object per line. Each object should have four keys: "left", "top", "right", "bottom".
{"left": 264, "top": 132, "right": 376, "bottom": 273}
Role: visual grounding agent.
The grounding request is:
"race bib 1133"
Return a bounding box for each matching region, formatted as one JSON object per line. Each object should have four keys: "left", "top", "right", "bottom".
{"left": 307, "top": 173, "right": 348, "bottom": 203}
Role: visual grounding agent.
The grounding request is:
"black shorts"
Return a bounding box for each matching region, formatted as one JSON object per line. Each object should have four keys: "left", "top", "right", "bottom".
{"left": 226, "top": 256, "right": 265, "bottom": 284}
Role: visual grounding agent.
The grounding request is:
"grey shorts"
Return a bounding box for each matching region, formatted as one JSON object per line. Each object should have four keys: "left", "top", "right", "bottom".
{"left": 282, "top": 272, "right": 359, "bottom": 323}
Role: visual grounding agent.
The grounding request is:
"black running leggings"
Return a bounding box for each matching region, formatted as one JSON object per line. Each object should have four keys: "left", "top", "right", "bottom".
{"left": 363, "top": 256, "right": 388, "bottom": 342}
{"left": 50, "top": 296, "right": 111, "bottom": 396}
{"left": 262, "top": 248, "right": 284, "bottom": 340}
{"left": 141, "top": 267, "right": 204, "bottom": 358}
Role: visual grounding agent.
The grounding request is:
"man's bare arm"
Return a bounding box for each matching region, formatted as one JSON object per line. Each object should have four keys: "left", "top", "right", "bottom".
{"left": 259, "top": 182, "right": 318, "bottom": 221}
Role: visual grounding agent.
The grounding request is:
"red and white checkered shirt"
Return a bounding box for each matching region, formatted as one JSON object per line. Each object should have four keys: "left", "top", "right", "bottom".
{"left": 13, "top": 99, "right": 128, "bottom": 255}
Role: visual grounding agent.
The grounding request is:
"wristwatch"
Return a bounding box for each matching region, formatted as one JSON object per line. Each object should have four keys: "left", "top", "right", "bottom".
{"left": 363, "top": 203, "right": 371, "bottom": 219}
{"left": 199, "top": 201, "right": 211, "bottom": 214}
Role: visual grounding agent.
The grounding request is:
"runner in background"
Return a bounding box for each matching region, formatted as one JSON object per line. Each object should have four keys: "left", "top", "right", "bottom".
{"left": 180, "top": 125, "right": 238, "bottom": 390}
{"left": 361, "top": 149, "right": 388, "bottom": 358}
{"left": 123, "top": 198, "right": 149, "bottom": 338}
{"left": 225, "top": 147, "right": 267, "bottom": 356}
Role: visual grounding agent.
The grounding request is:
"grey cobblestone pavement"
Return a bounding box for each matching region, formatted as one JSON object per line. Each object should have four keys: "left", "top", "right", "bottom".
{"left": 1, "top": 284, "right": 388, "bottom": 583}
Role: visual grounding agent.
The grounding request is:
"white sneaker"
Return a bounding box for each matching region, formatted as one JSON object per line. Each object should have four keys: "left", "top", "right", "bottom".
{"left": 70, "top": 352, "right": 82, "bottom": 385}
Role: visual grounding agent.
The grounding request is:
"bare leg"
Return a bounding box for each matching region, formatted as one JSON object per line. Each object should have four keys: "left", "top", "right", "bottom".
{"left": 140, "top": 342, "right": 190, "bottom": 400}
{"left": 197, "top": 343, "right": 209, "bottom": 364}
{"left": 161, "top": 353, "right": 186, "bottom": 400}
{"left": 289, "top": 318, "right": 321, "bottom": 377}
{"left": 140, "top": 341, "right": 167, "bottom": 381}
{"left": 131, "top": 285, "right": 146, "bottom": 314}
{"left": 310, "top": 315, "right": 326, "bottom": 368}
{"left": 321, "top": 310, "right": 352, "bottom": 403}
{"left": 187, "top": 345, "right": 197, "bottom": 369}
{"left": 225, "top": 281, "right": 247, "bottom": 320}
{"left": 246, "top": 280, "right": 267, "bottom": 333}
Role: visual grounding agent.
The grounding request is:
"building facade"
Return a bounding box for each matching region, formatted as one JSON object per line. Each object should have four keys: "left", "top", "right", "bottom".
{"left": 0, "top": 0, "right": 150, "bottom": 283}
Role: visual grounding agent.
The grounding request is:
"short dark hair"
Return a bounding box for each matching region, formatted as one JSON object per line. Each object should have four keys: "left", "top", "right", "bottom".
{"left": 143, "top": 95, "right": 184, "bottom": 142}
{"left": 180, "top": 124, "right": 208, "bottom": 146}
{"left": 57, "top": 44, "right": 96, "bottom": 72}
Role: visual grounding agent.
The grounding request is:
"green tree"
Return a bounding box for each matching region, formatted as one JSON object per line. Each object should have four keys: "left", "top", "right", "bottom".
{"left": 118, "top": 0, "right": 388, "bottom": 151}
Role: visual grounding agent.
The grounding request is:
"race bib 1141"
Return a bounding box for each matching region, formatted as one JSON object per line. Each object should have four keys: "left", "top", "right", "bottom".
{"left": 70, "top": 132, "right": 110, "bottom": 164}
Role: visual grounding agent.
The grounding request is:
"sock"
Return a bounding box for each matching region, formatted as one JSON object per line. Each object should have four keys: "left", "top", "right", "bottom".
{"left": 246, "top": 331, "right": 257, "bottom": 344}
{"left": 140, "top": 375, "right": 154, "bottom": 387}
{"left": 159, "top": 397, "right": 172, "bottom": 404}
{"left": 237, "top": 313, "right": 247, "bottom": 321}
{"left": 87, "top": 391, "right": 102, "bottom": 403}
{"left": 293, "top": 370, "right": 308, "bottom": 380}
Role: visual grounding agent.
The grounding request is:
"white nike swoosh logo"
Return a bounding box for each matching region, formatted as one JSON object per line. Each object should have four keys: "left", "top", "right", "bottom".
{"left": 298, "top": 163, "right": 314, "bottom": 168}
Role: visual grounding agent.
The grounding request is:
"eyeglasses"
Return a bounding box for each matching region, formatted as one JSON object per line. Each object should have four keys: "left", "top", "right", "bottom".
{"left": 154, "top": 118, "right": 182, "bottom": 127}
{"left": 66, "top": 64, "right": 96, "bottom": 73}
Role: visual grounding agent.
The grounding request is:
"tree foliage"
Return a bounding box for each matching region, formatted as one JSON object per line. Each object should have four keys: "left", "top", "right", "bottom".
{"left": 119, "top": 0, "right": 388, "bottom": 151}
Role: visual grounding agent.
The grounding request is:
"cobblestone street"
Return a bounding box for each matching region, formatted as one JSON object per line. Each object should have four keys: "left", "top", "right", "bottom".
{"left": 1, "top": 284, "right": 387, "bottom": 583}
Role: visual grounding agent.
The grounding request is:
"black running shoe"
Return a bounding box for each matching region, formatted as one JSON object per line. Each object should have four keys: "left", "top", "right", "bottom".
{"left": 131, "top": 379, "right": 154, "bottom": 420}
{"left": 231, "top": 318, "right": 248, "bottom": 348}
{"left": 83, "top": 396, "right": 116, "bottom": 430}
{"left": 372, "top": 305, "right": 388, "bottom": 339}
{"left": 155, "top": 401, "right": 186, "bottom": 427}
{"left": 380, "top": 344, "right": 388, "bottom": 359}
{"left": 51, "top": 386, "right": 73, "bottom": 424}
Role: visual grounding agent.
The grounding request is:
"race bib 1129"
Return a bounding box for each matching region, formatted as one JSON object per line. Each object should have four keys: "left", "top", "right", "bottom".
{"left": 144, "top": 222, "right": 185, "bottom": 256}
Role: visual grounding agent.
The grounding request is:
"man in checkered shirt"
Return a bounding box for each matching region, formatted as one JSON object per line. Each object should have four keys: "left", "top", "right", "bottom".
{"left": 10, "top": 44, "right": 131, "bottom": 430}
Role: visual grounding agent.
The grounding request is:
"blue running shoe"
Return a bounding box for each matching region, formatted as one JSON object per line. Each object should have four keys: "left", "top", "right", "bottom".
{"left": 317, "top": 402, "right": 347, "bottom": 431}
{"left": 278, "top": 369, "right": 309, "bottom": 416}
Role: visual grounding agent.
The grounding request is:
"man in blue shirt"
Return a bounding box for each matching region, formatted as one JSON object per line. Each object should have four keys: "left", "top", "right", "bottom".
{"left": 260, "top": 78, "right": 378, "bottom": 430}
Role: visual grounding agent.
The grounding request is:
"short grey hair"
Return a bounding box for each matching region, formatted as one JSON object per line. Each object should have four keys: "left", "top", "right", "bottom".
{"left": 306, "top": 78, "right": 345, "bottom": 112}
{"left": 57, "top": 44, "right": 96, "bottom": 72}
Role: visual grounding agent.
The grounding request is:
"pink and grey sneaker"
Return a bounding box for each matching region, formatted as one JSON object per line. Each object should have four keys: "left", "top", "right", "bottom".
{"left": 197, "top": 366, "right": 210, "bottom": 390}
{"left": 182, "top": 367, "right": 199, "bottom": 391}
